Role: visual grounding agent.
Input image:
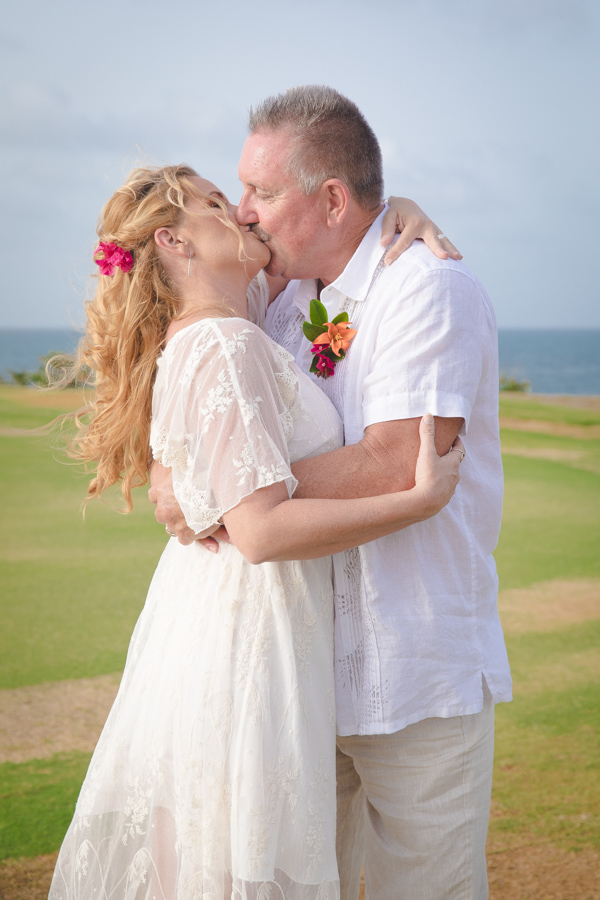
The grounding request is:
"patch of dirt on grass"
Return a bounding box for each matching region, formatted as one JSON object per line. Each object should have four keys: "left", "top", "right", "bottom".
{"left": 499, "top": 417, "right": 600, "bottom": 439}
{"left": 498, "top": 579, "right": 600, "bottom": 634}
{"left": 2, "top": 844, "right": 599, "bottom": 900}
{"left": 357, "top": 841, "right": 600, "bottom": 900}
{"left": 0, "top": 386, "right": 87, "bottom": 411}
{"left": 0, "top": 674, "right": 120, "bottom": 763}
{"left": 0, "top": 852, "right": 58, "bottom": 900}
{"left": 524, "top": 395, "right": 600, "bottom": 412}
{"left": 487, "top": 840, "right": 600, "bottom": 900}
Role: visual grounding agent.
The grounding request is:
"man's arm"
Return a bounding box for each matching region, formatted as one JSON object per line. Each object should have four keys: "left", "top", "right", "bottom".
{"left": 148, "top": 416, "right": 463, "bottom": 545}
{"left": 291, "top": 416, "right": 463, "bottom": 499}
{"left": 148, "top": 462, "right": 226, "bottom": 549}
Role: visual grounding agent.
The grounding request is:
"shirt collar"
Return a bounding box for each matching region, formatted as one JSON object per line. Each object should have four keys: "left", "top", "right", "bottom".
{"left": 291, "top": 277, "right": 320, "bottom": 319}
{"left": 321, "top": 205, "right": 388, "bottom": 306}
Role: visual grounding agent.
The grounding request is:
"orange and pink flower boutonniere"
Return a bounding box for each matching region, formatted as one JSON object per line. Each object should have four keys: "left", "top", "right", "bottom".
{"left": 302, "top": 299, "right": 357, "bottom": 379}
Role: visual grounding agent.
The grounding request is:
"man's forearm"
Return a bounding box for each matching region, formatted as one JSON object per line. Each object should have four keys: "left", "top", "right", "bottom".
{"left": 291, "top": 416, "right": 461, "bottom": 500}
{"left": 291, "top": 442, "right": 408, "bottom": 500}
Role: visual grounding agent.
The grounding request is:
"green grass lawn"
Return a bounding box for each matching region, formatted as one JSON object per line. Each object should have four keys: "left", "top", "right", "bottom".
{"left": 492, "top": 620, "right": 600, "bottom": 850}
{"left": 494, "top": 456, "right": 600, "bottom": 589}
{"left": 0, "top": 387, "right": 166, "bottom": 688}
{"left": 492, "top": 395, "right": 600, "bottom": 850}
{"left": 1, "top": 387, "right": 599, "bottom": 859}
{"left": 0, "top": 754, "right": 92, "bottom": 859}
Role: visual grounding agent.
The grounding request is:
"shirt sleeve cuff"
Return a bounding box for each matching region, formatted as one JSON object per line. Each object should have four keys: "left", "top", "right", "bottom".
{"left": 363, "top": 390, "right": 473, "bottom": 434}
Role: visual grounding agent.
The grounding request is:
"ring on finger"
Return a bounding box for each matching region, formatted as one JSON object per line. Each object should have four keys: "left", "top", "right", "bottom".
{"left": 437, "top": 233, "right": 447, "bottom": 241}
{"left": 165, "top": 525, "right": 177, "bottom": 537}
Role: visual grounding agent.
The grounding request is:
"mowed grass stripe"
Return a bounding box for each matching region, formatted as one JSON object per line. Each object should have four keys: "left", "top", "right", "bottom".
{"left": 2, "top": 557, "right": 155, "bottom": 688}
{"left": 498, "top": 393, "right": 600, "bottom": 427}
{"left": 0, "top": 753, "right": 91, "bottom": 860}
{"left": 493, "top": 699, "right": 600, "bottom": 850}
{"left": 0, "top": 429, "right": 166, "bottom": 688}
{"left": 495, "top": 455, "right": 600, "bottom": 590}
{"left": 504, "top": 619, "right": 600, "bottom": 697}
{"left": 500, "top": 427, "right": 600, "bottom": 475}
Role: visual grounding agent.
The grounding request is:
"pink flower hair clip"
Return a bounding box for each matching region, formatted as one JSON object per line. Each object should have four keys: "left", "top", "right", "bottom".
{"left": 94, "top": 241, "right": 133, "bottom": 276}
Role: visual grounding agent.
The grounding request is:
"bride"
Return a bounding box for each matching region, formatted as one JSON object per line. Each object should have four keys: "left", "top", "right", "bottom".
{"left": 48, "top": 164, "right": 463, "bottom": 900}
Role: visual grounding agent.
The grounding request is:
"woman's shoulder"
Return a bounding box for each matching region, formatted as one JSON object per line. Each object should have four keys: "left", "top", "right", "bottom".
{"left": 164, "top": 317, "right": 270, "bottom": 355}
{"left": 160, "top": 317, "right": 293, "bottom": 378}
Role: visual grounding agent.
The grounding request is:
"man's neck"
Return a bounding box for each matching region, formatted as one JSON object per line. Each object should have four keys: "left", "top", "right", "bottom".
{"left": 317, "top": 202, "right": 383, "bottom": 288}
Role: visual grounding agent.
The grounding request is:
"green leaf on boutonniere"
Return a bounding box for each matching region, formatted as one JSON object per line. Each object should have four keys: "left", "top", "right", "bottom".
{"left": 303, "top": 322, "right": 327, "bottom": 342}
{"left": 309, "top": 299, "right": 329, "bottom": 326}
{"left": 332, "top": 312, "right": 349, "bottom": 325}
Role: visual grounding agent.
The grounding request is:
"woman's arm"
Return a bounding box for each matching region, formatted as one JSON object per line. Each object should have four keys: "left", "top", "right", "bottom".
{"left": 222, "top": 415, "right": 463, "bottom": 564}
{"left": 381, "top": 197, "right": 462, "bottom": 264}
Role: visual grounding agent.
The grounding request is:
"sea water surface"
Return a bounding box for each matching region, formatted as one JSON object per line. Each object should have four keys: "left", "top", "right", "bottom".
{"left": 497, "top": 329, "right": 599, "bottom": 395}
{"left": 1, "top": 328, "right": 599, "bottom": 395}
{"left": 0, "top": 329, "right": 81, "bottom": 382}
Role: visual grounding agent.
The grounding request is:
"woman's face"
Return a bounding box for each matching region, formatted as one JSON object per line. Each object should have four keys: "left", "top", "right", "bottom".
{"left": 183, "top": 176, "right": 271, "bottom": 279}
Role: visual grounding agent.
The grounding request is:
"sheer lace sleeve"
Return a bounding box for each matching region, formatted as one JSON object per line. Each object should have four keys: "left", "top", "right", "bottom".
{"left": 150, "top": 319, "right": 298, "bottom": 534}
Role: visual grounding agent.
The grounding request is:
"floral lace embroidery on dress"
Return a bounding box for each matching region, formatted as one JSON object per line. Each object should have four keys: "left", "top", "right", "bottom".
{"left": 49, "top": 317, "right": 343, "bottom": 899}
{"left": 149, "top": 321, "right": 305, "bottom": 534}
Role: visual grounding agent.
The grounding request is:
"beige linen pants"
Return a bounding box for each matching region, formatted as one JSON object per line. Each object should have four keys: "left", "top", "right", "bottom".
{"left": 335, "top": 686, "right": 495, "bottom": 900}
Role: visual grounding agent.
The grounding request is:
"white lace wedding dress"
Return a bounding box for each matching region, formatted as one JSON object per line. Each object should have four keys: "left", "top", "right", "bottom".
{"left": 49, "top": 317, "right": 344, "bottom": 900}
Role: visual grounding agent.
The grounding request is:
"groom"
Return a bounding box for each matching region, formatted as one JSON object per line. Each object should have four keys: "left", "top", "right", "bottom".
{"left": 153, "top": 86, "right": 512, "bottom": 899}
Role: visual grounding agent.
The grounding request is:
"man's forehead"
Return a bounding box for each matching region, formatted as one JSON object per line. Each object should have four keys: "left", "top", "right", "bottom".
{"left": 239, "top": 130, "right": 292, "bottom": 183}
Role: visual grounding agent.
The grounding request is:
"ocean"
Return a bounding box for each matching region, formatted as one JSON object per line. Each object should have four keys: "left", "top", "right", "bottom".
{"left": 1, "top": 328, "right": 599, "bottom": 395}
{"left": 497, "top": 329, "right": 599, "bottom": 395}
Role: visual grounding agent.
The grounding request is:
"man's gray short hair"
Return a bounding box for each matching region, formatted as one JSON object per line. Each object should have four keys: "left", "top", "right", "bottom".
{"left": 248, "top": 85, "right": 384, "bottom": 210}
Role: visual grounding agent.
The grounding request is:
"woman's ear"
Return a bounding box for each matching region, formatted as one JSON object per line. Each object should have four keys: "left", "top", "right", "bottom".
{"left": 154, "top": 227, "right": 188, "bottom": 257}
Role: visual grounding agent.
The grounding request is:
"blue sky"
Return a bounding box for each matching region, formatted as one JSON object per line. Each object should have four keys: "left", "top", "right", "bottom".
{"left": 1, "top": 0, "right": 598, "bottom": 329}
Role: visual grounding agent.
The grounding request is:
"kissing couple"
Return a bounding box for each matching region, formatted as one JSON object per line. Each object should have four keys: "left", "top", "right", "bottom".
{"left": 49, "top": 85, "right": 511, "bottom": 900}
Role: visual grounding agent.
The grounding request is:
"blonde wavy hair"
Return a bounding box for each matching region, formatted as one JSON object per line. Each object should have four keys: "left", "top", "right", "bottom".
{"left": 54, "top": 164, "right": 245, "bottom": 511}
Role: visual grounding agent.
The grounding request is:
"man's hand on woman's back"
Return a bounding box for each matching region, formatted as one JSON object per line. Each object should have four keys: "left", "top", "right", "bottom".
{"left": 148, "top": 460, "right": 226, "bottom": 550}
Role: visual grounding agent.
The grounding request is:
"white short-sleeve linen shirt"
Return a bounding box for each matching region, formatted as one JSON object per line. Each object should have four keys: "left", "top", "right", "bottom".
{"left": 266, "top": 209, "right": 512, "bottom": 736}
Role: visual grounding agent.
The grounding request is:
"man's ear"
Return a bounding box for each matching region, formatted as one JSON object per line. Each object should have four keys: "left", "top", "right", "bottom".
{"left": 321, "top": 179, "right": 351, "bottom": 228}
{"left": 154, "top": 227, "right": 188, "bottom": 257}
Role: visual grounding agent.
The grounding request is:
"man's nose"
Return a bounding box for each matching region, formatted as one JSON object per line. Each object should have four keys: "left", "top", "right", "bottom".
{"left": 236, "top": 190, "right": 258, "bottom": 225}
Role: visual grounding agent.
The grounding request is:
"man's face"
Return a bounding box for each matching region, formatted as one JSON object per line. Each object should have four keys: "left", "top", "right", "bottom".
{"left": 237, "top": 130, "right": 326, "bottom": 279}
